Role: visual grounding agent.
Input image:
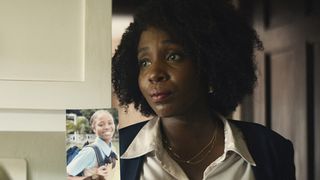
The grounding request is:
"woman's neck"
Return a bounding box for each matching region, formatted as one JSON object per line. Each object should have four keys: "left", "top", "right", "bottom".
{"left": 159, "top": 110, "right": 225, "bottom": 180}
{"left": 160, "top": 109, "right": 221, "bottom": 155}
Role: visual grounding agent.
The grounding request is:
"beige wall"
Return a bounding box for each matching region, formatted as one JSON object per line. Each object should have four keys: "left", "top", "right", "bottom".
{"left": 0, "top": 132, "right": 66, "bottom": 180}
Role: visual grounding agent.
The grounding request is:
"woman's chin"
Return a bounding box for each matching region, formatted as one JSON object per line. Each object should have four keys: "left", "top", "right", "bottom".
{"left": 153, "top": 108, "right": 182, "bottom": 118}
{"left": 152, "top": 107, "right": 174, "bottom": 118}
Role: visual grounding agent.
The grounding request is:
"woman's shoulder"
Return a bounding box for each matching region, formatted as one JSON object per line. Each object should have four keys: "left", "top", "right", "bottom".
{"left": 229, "top": 120, "right": 295, "bottom": 178}
{"left": 228, "top": 119, "right": 294, "bottom": 156}
{"left": 229, "top": 120, "right": 290, "bottom": 142}
{"left": 119, "top": 120, "right": 149, "bottom": 137}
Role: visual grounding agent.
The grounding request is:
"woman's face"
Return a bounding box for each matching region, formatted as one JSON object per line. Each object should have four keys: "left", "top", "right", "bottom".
{"left": 93, "top": 113, "right": 115, "bottom": 143}
{"left": 137, "top": 27, "right": 207, "bottom": 117}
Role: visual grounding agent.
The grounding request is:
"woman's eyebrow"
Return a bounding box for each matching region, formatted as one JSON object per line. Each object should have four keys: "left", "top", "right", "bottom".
{"left": 137, "top": 46, "right": 149, "bottom": 54}
{"left": 137, "top": 39, "right": 177, "bottom": 54}
{"left": 162, "top": 39, "right": 176, "bottom": 45}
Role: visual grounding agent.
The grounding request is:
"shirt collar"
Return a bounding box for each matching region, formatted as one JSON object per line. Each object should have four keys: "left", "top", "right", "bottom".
{"left": 93, "top": 136, "right": 112, "bottom": 156}
{"left": 121, "top": 117, "right": 160, "bottom": 159}
{"left": 121, "top": 115, "right": 256, "bottom": 166}
{"left": 217, "top": 114, "right": 256, "bottom": 166}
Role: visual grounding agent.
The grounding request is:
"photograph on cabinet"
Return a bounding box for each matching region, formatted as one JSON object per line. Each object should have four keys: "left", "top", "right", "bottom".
{"left": 65, "top": 108, "right": 120, "bottom": 180}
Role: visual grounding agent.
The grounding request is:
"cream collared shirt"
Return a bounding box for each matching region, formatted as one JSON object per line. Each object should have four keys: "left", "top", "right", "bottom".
{"left": 121, "top": 116, "right": 256, "bottom": 180}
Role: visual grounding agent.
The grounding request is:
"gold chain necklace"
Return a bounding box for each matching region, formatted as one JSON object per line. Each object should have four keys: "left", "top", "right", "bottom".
{"left": 162, "top": 122, "right": 217, "bottom": 165}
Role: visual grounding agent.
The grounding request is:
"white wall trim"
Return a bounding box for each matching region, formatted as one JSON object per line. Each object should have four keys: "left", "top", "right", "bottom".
{"left": 0, "top": 109, "right": 65, "bottom": 132}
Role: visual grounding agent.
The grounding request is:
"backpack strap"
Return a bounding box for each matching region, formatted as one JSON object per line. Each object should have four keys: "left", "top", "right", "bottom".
{"left": 88, "top": 145, "right": 104, "bottom": 167}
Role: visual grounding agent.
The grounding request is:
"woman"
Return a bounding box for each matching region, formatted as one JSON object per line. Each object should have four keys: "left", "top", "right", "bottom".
{"left": 67, "top": 110, "right": 118, "bottom": 180}
{"left": 112, "top": 0, "right": 295, "bottom": 179}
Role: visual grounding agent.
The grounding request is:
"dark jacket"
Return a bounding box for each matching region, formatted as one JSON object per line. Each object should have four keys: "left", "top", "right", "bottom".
{"left": 119, "top": 120, "right": 295, "bottom": 180}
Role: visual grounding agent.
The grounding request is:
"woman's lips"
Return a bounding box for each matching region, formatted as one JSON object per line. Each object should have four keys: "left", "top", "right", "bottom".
{"left": 150, "top": 91, "right": 172, "bottom": 103}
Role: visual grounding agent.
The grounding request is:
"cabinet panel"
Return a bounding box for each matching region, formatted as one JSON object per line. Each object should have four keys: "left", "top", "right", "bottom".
{"left": 0, "top": 0, "right": 85, "bottom": 81}
{"left": 0, "top": 0, "right": 111, "bottom": 109}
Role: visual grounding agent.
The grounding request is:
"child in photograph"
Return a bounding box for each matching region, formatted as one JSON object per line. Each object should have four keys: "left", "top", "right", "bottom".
{"left": 67, "top": 110, "right": 118, "bottom": 180}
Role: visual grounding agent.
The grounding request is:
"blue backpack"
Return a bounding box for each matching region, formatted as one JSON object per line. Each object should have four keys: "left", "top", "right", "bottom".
{"left": 66, "top": 142, "right": 118, "bottom": 176}
{"left": 66, "top": 146, "right": 82, "bottom": 165}
{"left": 66, "top": 142, "right": 105, "bottom": 165}
{"left": 66, "top": 143, "right": 104, "bottom": 176}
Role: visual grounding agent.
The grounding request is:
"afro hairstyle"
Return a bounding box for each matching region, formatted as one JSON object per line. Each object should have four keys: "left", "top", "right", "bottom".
{"left": 112, "top": 0, "right": 263, "bottom": 117}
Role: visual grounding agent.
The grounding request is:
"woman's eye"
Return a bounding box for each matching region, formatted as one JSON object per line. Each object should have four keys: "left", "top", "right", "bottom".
{"left": 138, "top": 59, "right": 151, "bottom": 68}
{"left": 166, "top": 53, "right": 182, "bottom": 62}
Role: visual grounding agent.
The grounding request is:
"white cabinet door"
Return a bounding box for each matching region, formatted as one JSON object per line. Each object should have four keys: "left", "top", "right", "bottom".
{"left": 0, "top": 0, "right": 111, "bottom": 110}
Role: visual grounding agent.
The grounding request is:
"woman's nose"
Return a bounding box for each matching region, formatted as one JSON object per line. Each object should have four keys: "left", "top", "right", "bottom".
{"left": 148, "top": 62, "right": 169, "bottom": 83}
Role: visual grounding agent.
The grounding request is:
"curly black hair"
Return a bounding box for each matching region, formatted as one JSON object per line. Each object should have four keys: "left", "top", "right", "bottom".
{"left": 112, "top": 0, "right": 263, "bottom": 117}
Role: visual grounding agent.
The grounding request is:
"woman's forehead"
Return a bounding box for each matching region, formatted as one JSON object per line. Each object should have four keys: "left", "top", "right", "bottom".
{"left": 138, "top": 27, "right": 183, "bottom": 48}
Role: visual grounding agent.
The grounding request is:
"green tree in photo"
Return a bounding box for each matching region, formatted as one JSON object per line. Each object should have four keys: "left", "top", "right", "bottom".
{"left": 66, "top": 116, "right": 91, "bottom": 134}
